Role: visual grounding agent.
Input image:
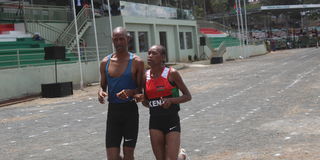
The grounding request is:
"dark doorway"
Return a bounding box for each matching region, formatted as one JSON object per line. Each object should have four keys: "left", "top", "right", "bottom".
{"left": 159, "top": 31, "right": 168, "bottom": 62}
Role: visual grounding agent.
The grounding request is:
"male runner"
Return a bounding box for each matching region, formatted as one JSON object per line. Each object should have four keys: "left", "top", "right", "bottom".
{"left": 98, "top": 26, "right": 144, "bottom": 160}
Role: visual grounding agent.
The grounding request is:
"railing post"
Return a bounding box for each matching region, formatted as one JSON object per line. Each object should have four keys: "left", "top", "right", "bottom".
{"left": 17, "top": 49, "right": 21, "bottom": 68}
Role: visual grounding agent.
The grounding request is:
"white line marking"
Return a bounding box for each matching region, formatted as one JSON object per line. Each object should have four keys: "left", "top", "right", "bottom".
{"left": 45, "top": 149, "right": 52, "bottom": 152}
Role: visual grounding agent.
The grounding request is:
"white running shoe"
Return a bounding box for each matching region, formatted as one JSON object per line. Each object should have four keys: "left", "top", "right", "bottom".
{"left": 178, "top": 148, "right": 187, "bottom": 160}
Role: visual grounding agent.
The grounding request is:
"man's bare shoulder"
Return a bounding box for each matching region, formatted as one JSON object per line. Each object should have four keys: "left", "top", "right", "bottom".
{"left": 101, "top": 56, "right": 109, "bottom": 64}
{"left": 133, "top": 54, "right": 144, "bottom": 64}
{"left": 169, "top": 67, "right": 178, "bottom": 74}
{"left": 169, "top": 67, "right": 180, "bottom": 78}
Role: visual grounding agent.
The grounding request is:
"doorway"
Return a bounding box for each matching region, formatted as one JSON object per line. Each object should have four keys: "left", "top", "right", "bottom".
{"left": 159, "top": 31, "right": 168, "bottom": 62}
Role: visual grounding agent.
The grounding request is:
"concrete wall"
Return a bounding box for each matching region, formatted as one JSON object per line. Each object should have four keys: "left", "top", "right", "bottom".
{"left": 0, "top": 62, "right": 100, "bottom": 102}
{"left": 125, "top": 23, "right": 153, "bottom": 61}
{"left": 83, "top": 16, "right": 123, "bottom": 58}
{"left": 82, "top": 16, "right": 198, "bottom": 63}
{"left": 178, "top": 26, "right": 198, "bottom": 62}
{"left": 199, "top": 45, "right": 212, "bottom": 60}
{"left": 122, "top": 16, "right": 199, "bottom": 63}
{"left": 223, "top": 44, "right": 267, "bottom": 61}
{"left": 156, "top": 25, "right": 177, "bottom": 61}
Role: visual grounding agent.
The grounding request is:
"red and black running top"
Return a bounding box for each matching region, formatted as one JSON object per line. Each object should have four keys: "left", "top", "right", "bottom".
{"left": 145, "top": 67, "right": 180, "bottom": 116}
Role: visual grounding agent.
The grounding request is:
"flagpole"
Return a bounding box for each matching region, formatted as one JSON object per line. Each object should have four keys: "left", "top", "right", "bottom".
{"left": 72, "top": 0, "right": 84, "bottom": 89}
{"left": 238, "top": 0, "right": 245, "bottom": 47}
{"left": 90, "top": 0, "right": 101, "bottom": 71}
{"left": 243, "top": 0, "right": 248, "bottom": 45}
{"left": 235, "top": 0, "right": 242, "bottom": 47}
{"left": 107, "top": 0, "right": 114, "bottom": 52}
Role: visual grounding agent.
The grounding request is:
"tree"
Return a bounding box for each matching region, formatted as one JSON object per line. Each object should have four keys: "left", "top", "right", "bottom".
{"left": 193, "top": 5, "right": 205, "bottom": 18}
{"left": 208, "top": 0, "right": 229, "bottom": 13}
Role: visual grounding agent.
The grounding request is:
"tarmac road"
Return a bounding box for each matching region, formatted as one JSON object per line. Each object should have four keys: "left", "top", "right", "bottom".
{"left": 1, "top": 48, "right": 320, "bottom": 160}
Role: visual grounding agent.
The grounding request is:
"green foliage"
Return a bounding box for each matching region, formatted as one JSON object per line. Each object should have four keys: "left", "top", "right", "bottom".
{"left": 193, "top": 6, "right": 205, "bottom": 18}
{"left": 246, "top": 2, "right": 262, "bottom": 10}
{"left": 309, "top": 11, "right": 320, "bottom": 20}
{"left": 209, "top": 0, "right": 229, "bottom": 13}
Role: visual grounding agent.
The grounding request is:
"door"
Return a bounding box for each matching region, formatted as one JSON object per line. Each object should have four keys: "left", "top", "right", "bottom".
{"left": 159, "top": 31, "right": 168, "bottom": 62}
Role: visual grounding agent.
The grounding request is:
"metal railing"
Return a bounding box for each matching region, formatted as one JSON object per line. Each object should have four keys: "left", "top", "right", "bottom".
{"left": 25, "top": 22, "right": 63, "bottom": 44}
{"left": 23, "top": 5, "right": 72, "bottom": 23}
{"left": 0, "top": 3, "right": 24, "bottom": 21}
{"left": 56, "top": 7, "right": 92, "bottom": 50}
{"left": 0, "top": 48, "right": 74, "bottom": 69}
{"left": 69, "top": 46, "right": 109, "bottom": 62}
{"left": 0, "top": 3, "right": 72, "bottom": 23}
{"left": 0, "top": 47, "right": 107, "bottom": 70}
{"left": 25, "top": 22, "right": 83, "bottom": 46}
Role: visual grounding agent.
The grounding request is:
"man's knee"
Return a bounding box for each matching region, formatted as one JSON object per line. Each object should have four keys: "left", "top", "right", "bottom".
{"left": 107, "top": 148, "right": 122, "bottom": 160}
{"left": 123, "top": 147, "right": 135, "bottom": 160}
{"left": 107, "top": 154, "right": 122, "bottom": 160}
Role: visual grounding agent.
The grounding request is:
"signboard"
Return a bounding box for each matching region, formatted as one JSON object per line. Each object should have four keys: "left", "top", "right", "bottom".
{"left": 119, "top": 1, "right": 194, "bottom": 20}
{"left": 261, "top": 4, "right": 320, "bottom": 10}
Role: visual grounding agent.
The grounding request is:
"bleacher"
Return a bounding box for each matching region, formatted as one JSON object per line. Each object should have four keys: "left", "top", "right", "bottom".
{"left": 0, "top": 24, "right": 15, "bottom": 34}
{"left": 199, "top": 27, "right": 240, "bottom": 49}
{"left": 0, "top": 33, "right": 78, "bottom": 69}
{"left": 207, "top": 36, "right": 241, "bottom": 49}
{"left": 200, "top": 28, "right": 225, "bottom": 36}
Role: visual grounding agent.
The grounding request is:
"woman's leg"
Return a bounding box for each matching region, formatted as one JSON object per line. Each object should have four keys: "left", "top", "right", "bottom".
{"left": 165, "top": 132, "right": 180, "bottom": 160}
{"left": 150, "top": 129, "right": 166, "bottom": 160}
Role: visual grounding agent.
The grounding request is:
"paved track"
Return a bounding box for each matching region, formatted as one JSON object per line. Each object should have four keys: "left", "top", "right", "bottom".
{"left": 1, "top": 48, "right": 319, "bottom": 160}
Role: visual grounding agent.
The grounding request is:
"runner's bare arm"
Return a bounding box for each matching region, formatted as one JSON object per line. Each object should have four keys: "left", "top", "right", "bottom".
{"left": 134, "top": 55, "right": 145, "bottom": 95}
{"left": 98, "top": 57, "right": 108, "bottom": 104}
{"left": 162, "top": 68, "right": 191, "bottom": 108}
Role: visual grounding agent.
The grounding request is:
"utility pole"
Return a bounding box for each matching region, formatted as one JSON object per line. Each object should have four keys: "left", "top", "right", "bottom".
{"left": 203, "top": 0, "right": 206, "bottom": 18}
{"left": 243, "top": 0, "right": 248, "bottom": 45}
{"left": 90, "top": 0, "right": 101, "bottom": 72}
{"left": 235, "top": 0, "right": 242, "bottom": 47}
{"left": 71, "top": 0, "right": 84, "bottom": 89}
{"left": 238, "top": 0, "right": 245, "bottom": 47}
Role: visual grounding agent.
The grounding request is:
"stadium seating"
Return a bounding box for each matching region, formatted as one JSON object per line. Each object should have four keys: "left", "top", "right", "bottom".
{"left": 0, "top": 24, "right": 15, "bottom": 34}
{"left": 0, "top": 37, "right": 77, "bottom": 68}
{"left": 207, "top": 36, "right": 241, "bottom": 49}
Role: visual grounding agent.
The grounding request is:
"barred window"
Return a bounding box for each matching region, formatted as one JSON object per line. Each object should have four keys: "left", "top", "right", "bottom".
{"left": 128, "top": 31, "right": 136, "bottom": 53}
{"left": 179, "top": 32, "right": 185, "bottom": 49}
{"left": 138, "top": 32, "right": 149, "bottom": 52}
{"left": 186, "top": 32, "right": 193, "bottom": 49}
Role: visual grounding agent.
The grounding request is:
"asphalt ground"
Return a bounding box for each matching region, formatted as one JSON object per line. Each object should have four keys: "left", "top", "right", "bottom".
{"left": 1, "top": 48, "right": 320, "bottom": 160}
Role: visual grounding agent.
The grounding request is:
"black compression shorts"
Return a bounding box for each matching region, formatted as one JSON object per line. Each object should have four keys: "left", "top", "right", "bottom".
{"left": 106, "top": 101, "right": 139, "bottom": 148}
{"left": 149, "top": 114, "right": 180, "bottom": 134}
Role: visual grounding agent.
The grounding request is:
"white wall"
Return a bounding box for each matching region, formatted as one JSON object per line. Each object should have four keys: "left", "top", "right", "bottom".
{"left": 199, "top": 45, "right": 212, "bottom": 60}
{"left": 122, "top": 16, "right": 198, "bottom": 63}
{"left": 82, "top": 16, "right": 198, "bottom": 63}
{"left": 0, "top": 62, "right": 100, "bottom": 102}
{"left": 156, "top": 25, "right": 177, "bottom": 62}
{"left": 14, "top": 23, "right": 26, "bottom": 33}
{"left": 223, "top": 44, "right": 267, "bottom": 61}
{"left": 178, "top": 26, "right": 198, "bottom": 62}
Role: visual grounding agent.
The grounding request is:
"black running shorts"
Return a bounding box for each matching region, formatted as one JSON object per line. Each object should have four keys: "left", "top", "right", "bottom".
{"left": 149, "top": 114, "right": 181, "bottom": 134}
{"left": 106, "top": 101, "right": 139, "bottom": 148}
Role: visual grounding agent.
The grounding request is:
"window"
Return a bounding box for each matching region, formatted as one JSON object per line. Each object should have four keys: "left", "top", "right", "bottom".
{"left": 138, "top": 32, "right": 149, "bottom": 52}
{"left": 179, "top": 32, "right": 185, "bottom": 49}
{"left": 128, "top": 31, "right": 136, "bottom": 53}
{"left": 186, "top": 32, "right": 193, "bottom": 49}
